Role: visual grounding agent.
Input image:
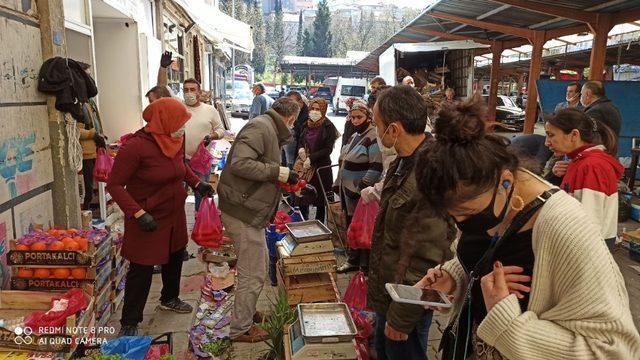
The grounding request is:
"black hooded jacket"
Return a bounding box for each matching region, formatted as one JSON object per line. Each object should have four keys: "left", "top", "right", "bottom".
{"left": 38, "top": 57, "right": 98, "bottom": 123}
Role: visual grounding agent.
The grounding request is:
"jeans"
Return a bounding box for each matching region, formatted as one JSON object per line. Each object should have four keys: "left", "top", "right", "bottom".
{"left": 283, "top": 141, "right": 297, "bottom": 169}
{"left": 120, "top": 247, "right": 185, "bottom": 326}
{"left": 374, "top": 311, "right": 433, "bottom": 360}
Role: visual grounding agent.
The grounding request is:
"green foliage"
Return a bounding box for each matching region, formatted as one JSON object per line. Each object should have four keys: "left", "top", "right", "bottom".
{"left": 310, "top": 0, "right": 332, "bottom": 57}
{"left": 296, "top": 11, "right": 304, "bottom": 56}
{"left": 302, "top": 29, "right": 313, "bottom": 56}
{"left": 272, "top": 0, "right": 285, "bottom": 73}
{"left": 201, "top": 338, "right": 232, "bottom": 357}
{"left": 258, "top": 290, "right": 298, "bottom": 360}
{"left": 249, "top": 0, "right": 267, "bottom": 73}
{"left": 159, "top": 354, "right": 175, "bottom": 360}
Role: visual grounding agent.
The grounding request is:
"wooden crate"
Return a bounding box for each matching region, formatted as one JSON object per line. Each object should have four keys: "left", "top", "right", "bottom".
{"left": 277, "top": 251, "right": 336, "bottom": 277}
{"left": 277, "top": 265, "right": 340, "bottom": 306}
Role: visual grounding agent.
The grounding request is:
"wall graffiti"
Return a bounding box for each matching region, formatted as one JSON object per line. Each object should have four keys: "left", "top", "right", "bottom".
{"left": 1, "top": 59, "right": 38, "bottom": 94}
{"left": 0, "top": 133, "right": 36, "bottom": 199}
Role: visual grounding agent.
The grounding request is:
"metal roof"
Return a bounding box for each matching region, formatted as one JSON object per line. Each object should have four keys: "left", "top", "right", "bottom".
{"left": 357, "top": 0, "right": 640, "bottom": 71}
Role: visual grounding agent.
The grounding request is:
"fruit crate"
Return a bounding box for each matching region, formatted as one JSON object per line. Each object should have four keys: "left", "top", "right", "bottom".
{"left": 277, "top": 250, "right": 336, "bottom": 277}
{"left": 277, "top": 264, "right": 339, "bottom": 306}
{"left": 7, "top": 234, "right": 112, "bottom": 267}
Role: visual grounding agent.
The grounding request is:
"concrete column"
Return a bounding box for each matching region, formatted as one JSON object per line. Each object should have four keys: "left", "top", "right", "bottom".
{"left": 523, "top": 31, "right": 545, "bottom": 134}
{"left": 487, "top": 42, "right": 503, "bottom": 122}
{"left": 588, "top": 14, "right": 613, "bottom": 81}
{"left": 37, "top": 0, "right": 82, "bottom": 228}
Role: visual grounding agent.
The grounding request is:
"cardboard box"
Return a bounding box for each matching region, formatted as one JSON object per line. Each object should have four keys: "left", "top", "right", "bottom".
{"left": 0, "top": 288, "right": 94, "bottom": 353}
{"left": 10, "top": 267, "right": 97, "bottom": 292}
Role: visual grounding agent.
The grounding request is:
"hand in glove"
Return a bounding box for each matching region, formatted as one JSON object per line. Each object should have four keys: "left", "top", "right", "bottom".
{"left": 203, "top": 135, "right": 212, "bottom": 147}
{"left": 93, "top": 133, "right": 107, "bottom": 148}
{"left": 196, "top": 182, "right": 214, "bottom": 197}
{"left": 303, "top": 157, "right": 311, "bottom": 170}
{"left": 160, "top": 51, "right": 173, "bottom": 68}
{"left": 137, "top": 212, "right": 157, "bottom": 232}
{"left": 287, "top": 171, "right": 299, "bottom": 185}
{"left": 360, "top": 186, "right": 378, "bottom": 204}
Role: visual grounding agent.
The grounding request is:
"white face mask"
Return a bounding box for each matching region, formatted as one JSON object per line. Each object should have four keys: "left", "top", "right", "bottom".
{"left": 171, "top": 126, "right": 185, "bottom": 138}
{"left": 566, "top": 93, "right": 579, "bottom": 103}
{"left": 376, "top": 124, "right": 397, "bottom": 156}
{"left": 184, "top": 93, "right": 198, "bottom": 106}
{"left": 309, "top": 110, "right": 322, "bottom": 122}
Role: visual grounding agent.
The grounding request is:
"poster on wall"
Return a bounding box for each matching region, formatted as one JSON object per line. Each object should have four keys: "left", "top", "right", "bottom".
{"left": 13, "top": 190, "right": 54, "bottom": 238}
{"left": 0, "top": 210, "right": 14, "bottom": 289}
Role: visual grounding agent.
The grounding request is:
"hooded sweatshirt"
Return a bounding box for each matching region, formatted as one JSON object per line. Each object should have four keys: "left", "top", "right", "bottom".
{"left": 561, "top": 144, "right": 623, "bottom": 240}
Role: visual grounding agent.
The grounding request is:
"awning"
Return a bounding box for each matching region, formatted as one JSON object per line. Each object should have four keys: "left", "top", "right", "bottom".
{"left": 392, "top": 40, "right": 489, "bottom": 53}
{"left": 172, "top": 0, "right": 254, "bottom": 54}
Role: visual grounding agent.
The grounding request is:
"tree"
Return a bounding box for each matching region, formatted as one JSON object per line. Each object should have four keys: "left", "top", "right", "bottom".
{"left": 295, "top": 10, "right": 304, "bottom": 56}
{"left": 249, "top": 0, "right": 267, "bottom": 73}
{"left": 302, "top": 29, "right": 313, "bottom": 56}
{"left": 272, "top": 0, "right": 285, "bottom": 73}
{"left": 355, "top": 10, "right": 375, "bottom": 51}
{"left": 310, "top": 0, "right": 332, "bottom": 57}
{"left": 330, "top": 14, "right": 354, "bottom": 57}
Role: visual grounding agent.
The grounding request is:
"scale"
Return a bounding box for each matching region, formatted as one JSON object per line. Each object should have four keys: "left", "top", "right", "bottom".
{"left": 285, "top": 303, "right": 358, "bottom": 360}
{"left": 277, "top": 220, "right": 335, "bottom": 257}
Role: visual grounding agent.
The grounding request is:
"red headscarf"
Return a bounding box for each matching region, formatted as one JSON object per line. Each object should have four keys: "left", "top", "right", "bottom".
{"left": 143, "top": 98, "right": 191, "bottom": 158}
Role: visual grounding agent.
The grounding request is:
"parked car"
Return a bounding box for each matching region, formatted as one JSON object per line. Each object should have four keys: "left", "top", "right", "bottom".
{"left": 289, "top": 86, "right": 308, "bottom": 97}
{"left": 483, "top": 94, "right": 525, "bottom": 131}
{"left": 311, "top": 86, "right": 333, "bottom": 103}
{"left": 333, "top": 78, "right": 367, "bottom": 114}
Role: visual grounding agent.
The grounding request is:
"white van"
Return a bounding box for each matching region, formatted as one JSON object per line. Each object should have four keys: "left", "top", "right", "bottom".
{"left": 332, "top": 77, "right": 368, "bottom": 115}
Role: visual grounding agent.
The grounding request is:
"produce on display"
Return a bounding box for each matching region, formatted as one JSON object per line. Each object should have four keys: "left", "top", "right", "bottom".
{"left": 346, "top": 199, "right": 378, "bottom": 250}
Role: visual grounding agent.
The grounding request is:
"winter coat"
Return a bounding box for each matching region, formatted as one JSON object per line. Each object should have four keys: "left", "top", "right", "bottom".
{"left": 106, "top": 130, "right": 200, "bottom": 265}
{"left": 584, "top": 96, "right": 622, "bottom": 136}
{"left": 367, "top": 138, "right": 455, "bottom": 334}
{"left": 335, "top": 125, "right": 383, "bottom": 215}
{"left": 292, "top": 103, "right": 310, "bottom": 152}
{"left": 561, "top": 144, "right": 624, "bottom": 240}
{"left": 38, "top": 57, "right": 98, "bottom": 123}
{"left": 217, "top": 109, "right": 293, "bottom": 227}
{"left": 300, "top": 118, "right": 340, "bottom": 203}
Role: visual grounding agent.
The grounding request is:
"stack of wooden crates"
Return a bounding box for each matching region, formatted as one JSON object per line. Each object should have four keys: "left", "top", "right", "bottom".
{"left": 276, "top": 220, "right": 340, "bottom": 306}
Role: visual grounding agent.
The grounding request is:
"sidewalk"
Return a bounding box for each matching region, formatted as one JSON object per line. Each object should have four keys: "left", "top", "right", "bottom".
{"left": 108, "top": 201, "right": 640, "bottom": 359}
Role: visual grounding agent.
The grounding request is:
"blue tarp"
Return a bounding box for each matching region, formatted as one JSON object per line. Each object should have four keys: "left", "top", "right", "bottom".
{"left": 537, "top": 79, "right": 640, "bottom": 158}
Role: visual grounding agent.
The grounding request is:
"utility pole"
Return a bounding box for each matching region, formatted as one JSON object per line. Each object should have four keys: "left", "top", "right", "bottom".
{"left": 231, "top": 0, "right": 236, "bottom": 105}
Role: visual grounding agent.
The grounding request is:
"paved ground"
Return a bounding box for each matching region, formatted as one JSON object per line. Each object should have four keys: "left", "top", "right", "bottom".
{"left": 107, "top": 114, "right": 640, "bottom": 359}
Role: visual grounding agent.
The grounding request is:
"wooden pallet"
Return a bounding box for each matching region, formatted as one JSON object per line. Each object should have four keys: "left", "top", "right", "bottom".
{"left": 277, "top": 265, "right": 340, "bottom": 306}
{"left": 277, "top": 250, "right": 337, "bottom": 277}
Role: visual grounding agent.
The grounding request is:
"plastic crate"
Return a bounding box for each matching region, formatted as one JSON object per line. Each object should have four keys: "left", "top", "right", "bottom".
{"left": 71, "top": 332, "right": 173, "bottom": 359}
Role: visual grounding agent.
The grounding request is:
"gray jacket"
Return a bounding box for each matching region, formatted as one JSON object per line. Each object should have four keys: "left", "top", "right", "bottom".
{"left": 217, "top": 109, "right": 292, "bottom": 227}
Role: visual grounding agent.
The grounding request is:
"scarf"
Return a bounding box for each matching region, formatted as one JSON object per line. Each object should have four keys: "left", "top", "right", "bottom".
{"left": 143, "top": 98, "right": 191, "bottom": 158}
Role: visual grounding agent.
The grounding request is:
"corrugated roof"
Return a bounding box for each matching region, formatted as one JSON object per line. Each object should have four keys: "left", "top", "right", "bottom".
{"left": 357, "top": 0, "right": 640, "bottom": 71}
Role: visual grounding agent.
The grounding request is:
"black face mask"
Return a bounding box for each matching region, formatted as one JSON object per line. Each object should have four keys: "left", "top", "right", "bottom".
{"left": 353, "top": 120, "right": 370, "bottom": 134}
{"left": 455, "top": 182, "right": 514, "bottom": 236}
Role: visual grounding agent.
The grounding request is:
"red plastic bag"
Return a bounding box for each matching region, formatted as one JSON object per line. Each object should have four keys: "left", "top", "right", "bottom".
{"left": 343, "top": 271, "right": 368, "bottom": 311}
{"left": 191, "top": 197, "right": 223, "bottom": 248}
{"left": 93, "top": 148, "right": 113, "bottom": 182}
{"left": 346, "top": 199, "right": 379, "bottom": 249}
{"left": 189, "top": 141, "right": 214, "bottom": 175}
{"left": 24, "top": 288, "right": 89, "bottom": 332}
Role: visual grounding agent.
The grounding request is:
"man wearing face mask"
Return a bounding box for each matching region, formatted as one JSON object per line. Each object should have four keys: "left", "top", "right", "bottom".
{"left": 182, "top": 78, "right": 225, "bottom": 210}
{"left": 368, "top": 85, "right": 454, "bottom": 360}
{"left": 554, "top": 82, "right": 583, "bottom": 113}
{"left": 581, "top": 80, "right": 622, "bottom": 136}
{"left": 217, "top": 98, "right": 301, "bottom": 343}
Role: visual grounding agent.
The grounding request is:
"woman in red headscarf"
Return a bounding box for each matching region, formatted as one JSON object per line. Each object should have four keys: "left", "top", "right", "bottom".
{"left": 107, "top": 98, "right": 213, "bottom": 336}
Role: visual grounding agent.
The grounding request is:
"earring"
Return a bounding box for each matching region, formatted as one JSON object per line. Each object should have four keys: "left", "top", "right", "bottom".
{"left": 502, "top": 180, "right": 510, "bottom": 189}
{"left": 511, "top": 195, "right": 525, "bottom": 211}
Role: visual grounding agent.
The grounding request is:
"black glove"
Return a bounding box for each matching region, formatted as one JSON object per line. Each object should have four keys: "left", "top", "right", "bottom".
{"left": 160, "top": 51, "right": 173, "bottom": 68}
{"left": 286, "top": 171, "right": 299, "bottom": 185}
{"left": 196, "top": 182, "right": 214, "bottom": 197}
{"left": 93, "top": 133, "right": 106, "bottom": 148}
{"left": 203, "top": 135, "right": 212, "bottom": 147}
{"left": 137, "top": 213, "right": 157, "bottom": 232}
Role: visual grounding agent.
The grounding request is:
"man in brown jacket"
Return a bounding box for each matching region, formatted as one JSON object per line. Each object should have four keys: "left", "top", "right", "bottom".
{"left": 369, "top": 86, "right": 455, "bottom": 359}
{"left": 217, "top": 98, "right": 300, "bottom": 343}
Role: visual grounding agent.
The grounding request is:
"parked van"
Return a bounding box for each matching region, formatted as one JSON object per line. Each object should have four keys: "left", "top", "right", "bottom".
{"left": 333, "top": 78, "right": 367, "bottom": 115}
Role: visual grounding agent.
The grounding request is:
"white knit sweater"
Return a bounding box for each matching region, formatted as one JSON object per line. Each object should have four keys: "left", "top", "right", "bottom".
{"left": 442, "top": 190, "right": 640, "bottom": 359}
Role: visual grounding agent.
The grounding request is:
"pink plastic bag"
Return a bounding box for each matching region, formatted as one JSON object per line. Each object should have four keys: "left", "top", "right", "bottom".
{"left": 343, "top": 271, "right": 368, "bottom": 311}
{"left": 346, "top": 199, "right": 379, "bottom": 249}
{"left": 191, "top": 197, "right": 223, "bottom": 248}
{"left": 93, "top": 148, "right": 113, "bottom": 182}
{"left": 189, "top": 141, "right": 214, "bottom": 175}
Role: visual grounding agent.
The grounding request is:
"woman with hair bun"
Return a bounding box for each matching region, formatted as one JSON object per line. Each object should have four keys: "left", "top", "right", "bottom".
{"left": 544, "top": 108, "right": 623, "bottom": 250}
{"left": 413, "top": 96, "right": 639, "bottom": 359}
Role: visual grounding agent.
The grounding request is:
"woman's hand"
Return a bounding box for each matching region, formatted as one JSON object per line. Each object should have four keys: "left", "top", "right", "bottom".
{"left": 481, "top": 261, "right": 530, "bottom": 312}
{"left": 416, "top": 267, "right": 456, "bottom": 294}
{"left": 552, "top": 160, "right": 569, "bottom": 177}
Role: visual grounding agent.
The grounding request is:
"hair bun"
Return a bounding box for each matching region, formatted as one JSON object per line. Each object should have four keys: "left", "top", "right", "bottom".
{"left": 434, "top": 96, "right": 487, "bottom": 143}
